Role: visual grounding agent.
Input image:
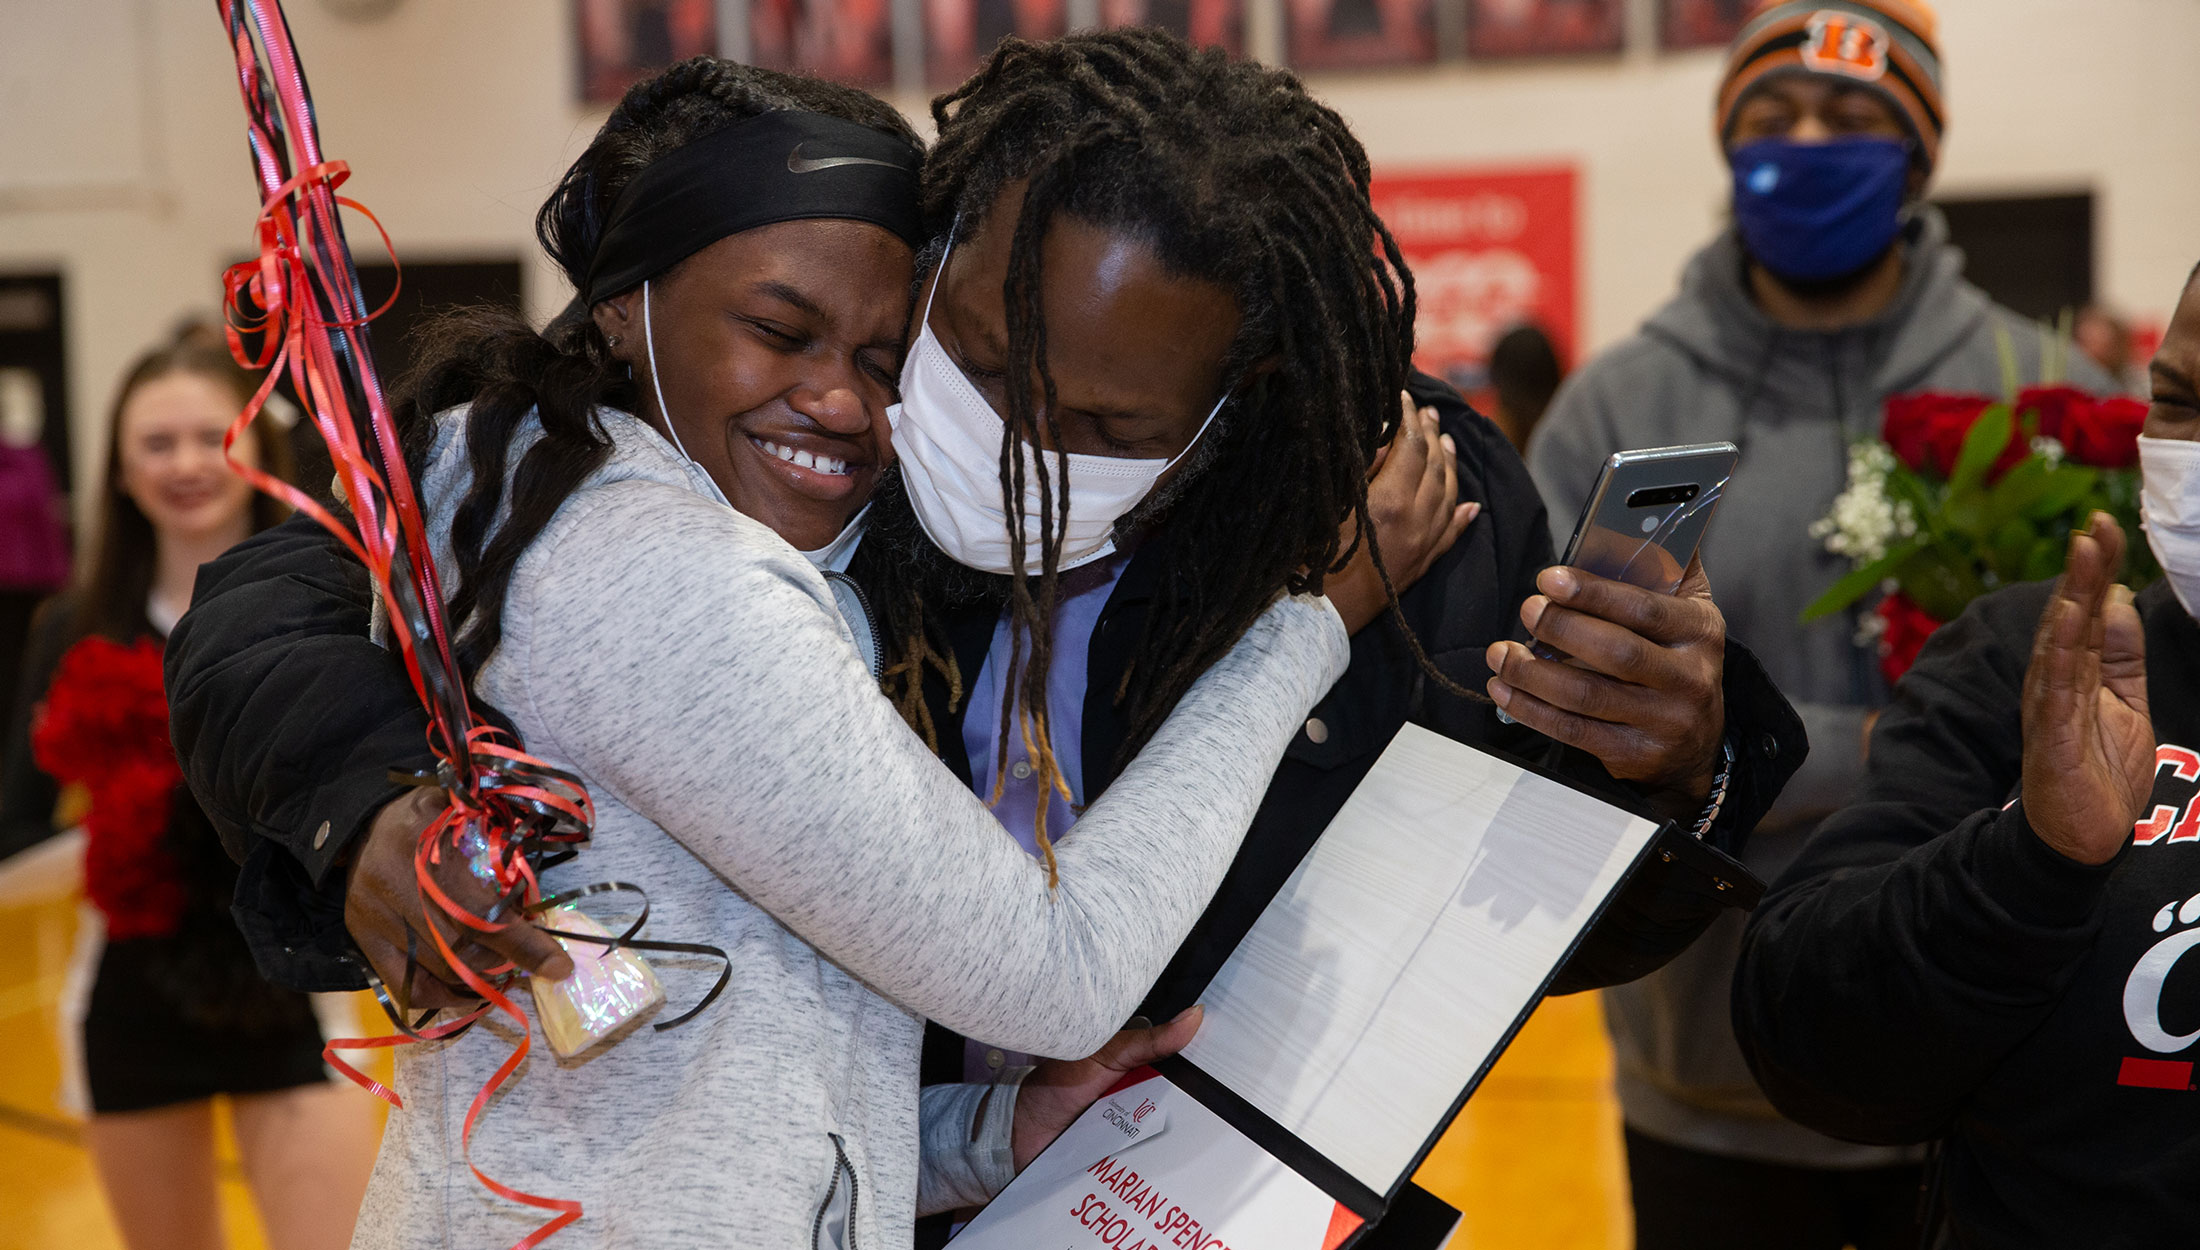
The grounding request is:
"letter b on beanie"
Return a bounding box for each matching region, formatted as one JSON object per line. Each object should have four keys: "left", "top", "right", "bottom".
{"left": 1716, "top": 0, "right": 1945, "bottom": 174}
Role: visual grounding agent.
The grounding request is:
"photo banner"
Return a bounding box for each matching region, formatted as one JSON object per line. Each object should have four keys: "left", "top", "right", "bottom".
{"left": 1661, "top": 0, "right": 1755, "bottom": 50}
{"left": 750, "top": 0, "right": 895, "bottom": 87}
{"left": 1371, "top": 165, "right": 1578, "bottom": 396}
{"left": 926, "top": 0, "right": 1067, "bottom": 89}
{"left": 1466, "top": 0, "right": 1624, "bottom": 59}
{"left": 576, "top": 0, "right": 717, "bottom": 103}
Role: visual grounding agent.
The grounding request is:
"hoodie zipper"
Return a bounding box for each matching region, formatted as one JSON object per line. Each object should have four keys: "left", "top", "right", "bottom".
{"left": 812, "top": 1133, "right": 862, "bottom": 1250}
{"left": 824, "top": 571, "right": 883, "bottom": 679}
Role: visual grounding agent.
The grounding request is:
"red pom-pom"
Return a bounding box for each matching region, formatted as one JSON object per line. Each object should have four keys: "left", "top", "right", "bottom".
{"left": 32, "top": 636, "right": 172, "bottom": 782}
{"left": 1876, "top": 593, "right": 1944, "bottom": 687}
{"left": 82, "top": 755, "right": 188, "bottom": 938}
{"left": 31, "top": 635, "right": 187, "bottom": 937}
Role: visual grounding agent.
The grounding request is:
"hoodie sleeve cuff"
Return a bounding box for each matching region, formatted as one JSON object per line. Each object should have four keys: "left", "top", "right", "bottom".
{"left": 1974, "top": 800, "right": 2122, "bottom": 931}
{"left": 915, "top": 1069, "right": 1032, "bottom": 1217}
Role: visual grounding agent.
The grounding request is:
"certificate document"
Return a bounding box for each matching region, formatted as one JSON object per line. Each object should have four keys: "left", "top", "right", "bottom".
{"left": 951, "top": 1067, "right": 1364, "bottom": 1250}
{"left": 952, "top": 724, "right": 1668, "bottom": 1247}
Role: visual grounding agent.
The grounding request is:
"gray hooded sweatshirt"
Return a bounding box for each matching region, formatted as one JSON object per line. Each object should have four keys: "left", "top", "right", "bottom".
{"left": 1527, "top": 209, "right": 2112, "bottom": 1166}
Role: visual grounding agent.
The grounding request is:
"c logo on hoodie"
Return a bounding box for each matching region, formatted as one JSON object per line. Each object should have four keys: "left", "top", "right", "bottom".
{"left": 2134, "top": 746, "right": 2200, "bottom": 846}
{"left": 1801, "top": 11, "right": 1892, "bottom": 82}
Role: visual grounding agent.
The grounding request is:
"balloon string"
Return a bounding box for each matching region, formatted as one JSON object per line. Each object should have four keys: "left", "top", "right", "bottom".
{"left": 216, "top": 2, "right": 596, "bottom": 1244}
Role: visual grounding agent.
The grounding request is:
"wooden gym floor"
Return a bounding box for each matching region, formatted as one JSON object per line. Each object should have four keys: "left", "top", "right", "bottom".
{"left": 0, "top": 892, "right": 1633, "bottom": 1250}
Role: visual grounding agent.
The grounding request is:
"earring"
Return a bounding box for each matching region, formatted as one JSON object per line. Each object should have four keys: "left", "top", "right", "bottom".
{"left": 606, "top": 334, "right": 623, "bottom": 348}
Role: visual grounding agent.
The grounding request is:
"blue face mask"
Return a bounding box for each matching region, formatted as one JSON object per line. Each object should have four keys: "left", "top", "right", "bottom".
{"left": 1730, "top": 136, "right": 1911, "bottom": 284}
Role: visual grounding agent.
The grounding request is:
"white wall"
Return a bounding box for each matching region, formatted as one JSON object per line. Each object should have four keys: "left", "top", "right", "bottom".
{"left": 1312, "top": 0, "right": 2200, "bottom": 360}
{"left": 5, "top": 0, "right": 2197, "bottom": 514}
{"left": 0, "top": 0, "right": 598, "bottom": 515}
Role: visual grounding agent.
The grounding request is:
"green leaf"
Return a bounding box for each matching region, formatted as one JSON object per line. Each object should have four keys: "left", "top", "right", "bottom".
{"left": 1994, "top": 320, "right": 2022, "bottom": 403}
{"left": 1802, "top": 538, "right": 1922, "bottom": 622}
{"left": 1885, "top": 467, "right": 1946, "bottom": 539}
{"left": 2022, "top": 541, "right": 2066, "bottom": 583}
{"left": 1988, "top": 517, "right": 2042, "bottom": 585}
{"left": 2025, "top": 465, "right": 2100, "bottom": 522}
{"left": 1902, "top": 548, "right": 1990, "bottom": 622}
{"left": 1943, "top": 483, "right": 1992, "bottom": 540}
{"left": 1949, "top": 405, "right": 2014, "bottom": 497}
{"left": 1984, "top": 458, "right": 2053, "bottom": 528}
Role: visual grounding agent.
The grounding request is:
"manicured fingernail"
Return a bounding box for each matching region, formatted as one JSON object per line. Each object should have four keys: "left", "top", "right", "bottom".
{"left": 2111, "top": 584, "right": 2135, "bottom": 608}
{"left": 1125, "top": 1015, "right": 1152, "bottom": 1031}
{"left": 1440, "top": 433, "right": 1457, "bottom": 455}
{"left": 1488, "top": 677, "right": 1513, "bottom": 707}
{"left": 1485, "top": 640, "right": 1509, "bottom": 673}
{"left": 1169, "top": 1005, "right": 1202, "bottom": 1025}
{"left": 1460, "top": 502, "right": 1482, "bottom": 523}
{"left": 1544, "top": 568, "right": 1578, "bottom": 599}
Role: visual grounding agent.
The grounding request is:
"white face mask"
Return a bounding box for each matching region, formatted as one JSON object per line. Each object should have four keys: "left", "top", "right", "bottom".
{"left": 641, "top": 278, "right": 731, "bottom": 510}
{"left": 886, "top": 241, "right": 1224, "bottom": 577}
{"left": 798, "top": 503, "right": 868, "bottom": 573}
{"left": 2141, "top": 434, "right": 2200, "bottom": 618}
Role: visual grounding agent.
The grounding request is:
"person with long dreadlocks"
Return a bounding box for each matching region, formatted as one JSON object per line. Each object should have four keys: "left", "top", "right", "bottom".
{"left": 820, "top": 30, "right": 1804, "bottom": 1240}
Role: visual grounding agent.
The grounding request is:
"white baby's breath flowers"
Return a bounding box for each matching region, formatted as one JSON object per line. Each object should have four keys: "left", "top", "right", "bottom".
{"left": 1854, "top": 606, "right": 1890, "bottom": 648}
{"left": 1811, "top": 441, "right": 1917, "bottom": 566}
{"left": 2031, "top": 436, "right": 2066, "bottom": 467}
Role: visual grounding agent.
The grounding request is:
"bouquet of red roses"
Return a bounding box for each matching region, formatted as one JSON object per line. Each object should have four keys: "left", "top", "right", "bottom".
{"left": 1804, "top": 383, "right": 2158, "bottom": 683}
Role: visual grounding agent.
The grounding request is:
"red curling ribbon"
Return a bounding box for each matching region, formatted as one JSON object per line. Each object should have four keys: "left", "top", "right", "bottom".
{"left": 213, "top": 3, "right": 597, "bottom": 1244}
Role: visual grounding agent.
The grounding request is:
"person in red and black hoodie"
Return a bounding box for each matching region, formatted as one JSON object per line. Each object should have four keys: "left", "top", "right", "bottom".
{"left": 1733, "top": 265, "right": 2200, "bottom": 1248}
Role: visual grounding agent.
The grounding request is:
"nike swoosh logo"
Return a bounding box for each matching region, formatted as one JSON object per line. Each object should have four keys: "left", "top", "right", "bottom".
{"left": 786, "top": 143, "right": 907, "bottom": 175}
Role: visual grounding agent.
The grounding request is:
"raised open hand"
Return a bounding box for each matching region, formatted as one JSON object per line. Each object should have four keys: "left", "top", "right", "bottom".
{"left": 2021, "top": 513, "right": 2156, "bottom": 866}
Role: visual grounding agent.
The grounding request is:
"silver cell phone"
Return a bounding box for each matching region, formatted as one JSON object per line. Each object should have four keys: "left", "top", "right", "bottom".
{"left": 1532, "top": 442, "right": 1738, "bottom": 663}
{"left": 1557, "top": 442, "right": 1739, "bottom": 592}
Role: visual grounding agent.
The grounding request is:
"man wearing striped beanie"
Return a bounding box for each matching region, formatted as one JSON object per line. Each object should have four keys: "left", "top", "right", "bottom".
{"left": 1528, "top": 3, "right": 2113, "bottom": 1248}
{"left": 1719, "top": 0, "right": 1943, "bottom": 287}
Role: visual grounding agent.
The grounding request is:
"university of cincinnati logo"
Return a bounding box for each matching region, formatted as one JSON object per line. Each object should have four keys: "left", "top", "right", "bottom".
{"left": 2135, "top": 746, "right": 2200, "bottom": 844}
{"left": 2118, "top": 745, "right": 2200, "bottom": 1091}
{"left": 1801, "top": 10, "right": 1892, "bottom": 82}
{"left": 1132, "top": 1099, "right": 1157, "bottom": 1125}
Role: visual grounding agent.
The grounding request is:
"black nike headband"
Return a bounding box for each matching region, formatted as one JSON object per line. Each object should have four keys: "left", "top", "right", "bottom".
{"left": 580, "top": 110, "right": 926, "bottom": 305}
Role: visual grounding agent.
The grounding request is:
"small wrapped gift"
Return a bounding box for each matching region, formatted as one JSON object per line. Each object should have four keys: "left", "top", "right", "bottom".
{"left": 533, "top": 904, "right": 665, "bottom": 1059}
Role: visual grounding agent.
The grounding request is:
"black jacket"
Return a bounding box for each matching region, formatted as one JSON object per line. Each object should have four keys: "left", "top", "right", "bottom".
{"left": 1733, "top": 579, "right": 2200, "bottom": 1248}
{"left": 166, "top": 514, "right": 431, "bottom": 989}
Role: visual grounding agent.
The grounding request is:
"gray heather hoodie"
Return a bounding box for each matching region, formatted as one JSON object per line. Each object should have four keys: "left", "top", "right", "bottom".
{"left": 1527, "top": 209, "right": 2112, "bottom": 1166}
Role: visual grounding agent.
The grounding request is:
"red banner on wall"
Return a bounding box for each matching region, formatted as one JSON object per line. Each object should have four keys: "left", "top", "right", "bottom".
{"left": 1370, "top": 166, "right": 1578, "bottom": 395}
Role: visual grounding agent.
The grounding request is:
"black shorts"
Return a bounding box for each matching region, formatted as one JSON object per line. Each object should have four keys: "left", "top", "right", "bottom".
{"left": 83, "top": 936, "right": 330, "bottom": 1114}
